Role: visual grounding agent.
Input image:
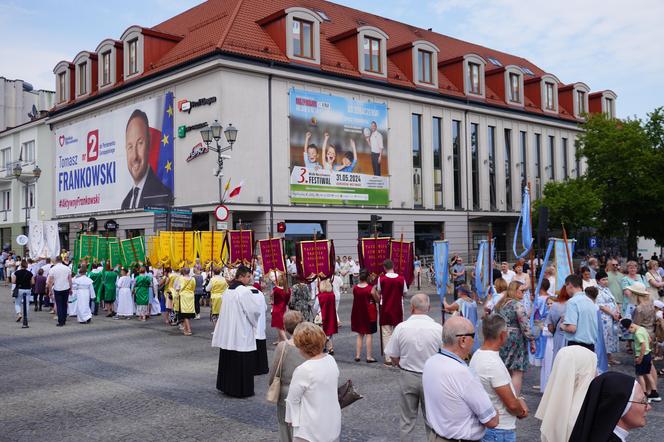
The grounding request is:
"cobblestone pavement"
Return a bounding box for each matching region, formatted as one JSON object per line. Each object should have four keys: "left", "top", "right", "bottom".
{"left": 1, "top": 284, "right": 662, "bottom": 441}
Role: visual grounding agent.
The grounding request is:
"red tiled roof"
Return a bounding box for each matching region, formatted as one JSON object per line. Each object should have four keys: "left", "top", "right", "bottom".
{"left": 57, "top": 0, "right": 593, "bottom": 122}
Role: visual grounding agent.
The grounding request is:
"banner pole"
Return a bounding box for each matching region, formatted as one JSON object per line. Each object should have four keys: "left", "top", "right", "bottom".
{"left": 528, "top": 182, "right": 536, "bottom": 296}
{"left": 313, "top": 230, "right": 319, "bottom": 279}
{"left": 487, "top": 223, "right": 492, "bottom": 300}
{"left": 562, "top": 225, "right": 574, "bottom": 274}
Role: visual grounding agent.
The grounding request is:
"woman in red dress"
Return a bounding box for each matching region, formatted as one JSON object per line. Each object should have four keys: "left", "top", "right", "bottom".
{"left": 316, "top": 278, "right": 338, "bottom": 354}
{"left": 271, "top": 272, "right": 290, "bottom": 344}
{"left": 351, "top": 269, "right": 379, "bottom": 362}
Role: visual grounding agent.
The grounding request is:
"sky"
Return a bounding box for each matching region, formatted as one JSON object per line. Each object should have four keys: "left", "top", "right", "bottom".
{"left": 1, "top": 0, "right": 661, "bottom": 120}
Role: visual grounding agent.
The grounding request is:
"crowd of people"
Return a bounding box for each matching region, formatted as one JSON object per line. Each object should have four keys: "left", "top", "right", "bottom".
{"left": 6, "top": 245, "right": 662, "bottom": 441}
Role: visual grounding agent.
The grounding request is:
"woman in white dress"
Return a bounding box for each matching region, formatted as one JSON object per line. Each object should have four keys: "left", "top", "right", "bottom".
{"left": 286, "top": 322, "right": 341, "bottom": 442}
{"left": 115, "top": 268, "right": 134, "bottom": 318}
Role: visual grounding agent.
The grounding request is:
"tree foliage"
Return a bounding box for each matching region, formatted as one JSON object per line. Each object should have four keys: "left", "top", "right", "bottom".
{"left": 533, "top": 178, "right": 602, "bottom": 235}
{"left": 575, "top": 110, "right": 664, "bottom": 257}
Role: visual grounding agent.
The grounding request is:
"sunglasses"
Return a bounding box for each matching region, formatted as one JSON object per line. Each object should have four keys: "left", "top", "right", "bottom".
{"left": 456, "top": 333, "right": 475, "bottom": 338}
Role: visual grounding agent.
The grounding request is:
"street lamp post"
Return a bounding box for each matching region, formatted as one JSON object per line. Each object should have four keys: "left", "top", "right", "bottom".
{"left": 200, "top": 120, "right": 238, "bottom": 202}
{"left": 13, "top": 162, "right": 41, "bottom": 329}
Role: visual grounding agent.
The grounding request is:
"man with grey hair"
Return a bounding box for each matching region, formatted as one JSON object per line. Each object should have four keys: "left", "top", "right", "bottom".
{"left": 470, "top": 314, "right": 528, "bottom": 441}
{"left": 422, "top": 316, "right": 499, "bottom": 441}
{"left": 385, "top": 293, "right": 442, "bottom": 440}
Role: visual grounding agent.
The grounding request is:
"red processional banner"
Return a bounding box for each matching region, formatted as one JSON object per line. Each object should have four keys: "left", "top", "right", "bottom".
{"left": 390, "top": 240, "right": 415, "bottom": 286}
{"left": 227, "top": 230, "right": 254, "bottom": 266}
{"left": 258, "top": 238, "right": 286, "bottom": 274}
{"left": 297, "top": 239, "right": 335, "bottom": 281}
{"left": 358, "top": 237, "right": 391, "bottom": 276}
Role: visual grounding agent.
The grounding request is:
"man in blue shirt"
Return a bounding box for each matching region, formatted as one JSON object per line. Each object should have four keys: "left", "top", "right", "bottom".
{"left": 560, "top": 274, "right": 598, "bottom": 351}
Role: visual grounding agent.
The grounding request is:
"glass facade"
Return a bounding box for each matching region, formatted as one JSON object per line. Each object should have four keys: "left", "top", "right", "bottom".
{"left": 471, "top": 123, "right": 480, "bottom": 209}
{"left": 453, "top": 120, "right": 462, "bottom": 209}
{"left": 433, "top": 117, "right": 442, "bottom": 207}
{"left": 412, "top": 114, "right": 423, "bottom": 207}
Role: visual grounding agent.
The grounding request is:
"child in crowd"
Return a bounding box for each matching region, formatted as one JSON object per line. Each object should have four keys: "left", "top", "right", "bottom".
{"left": 621, "top": 318, "right": 661, "bottom": 402}
{"left": 532, "top": 279, "right": 551, "bottom": 370}
{"left": 314, "top": 278, "right": 338, "bottom": 354}
{"left": 33, "top": 268, "right": 47, "bottom": 311}
{"left": 540, "top": 296, "right": 556, "bottom": 391}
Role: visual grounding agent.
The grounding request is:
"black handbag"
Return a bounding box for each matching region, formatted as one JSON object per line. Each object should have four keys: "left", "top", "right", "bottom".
{"left": 337, "top": 379, "right": 362, "bottom": 409}
{"left": 12, "top": 285, "right": 19, "bottom": 298}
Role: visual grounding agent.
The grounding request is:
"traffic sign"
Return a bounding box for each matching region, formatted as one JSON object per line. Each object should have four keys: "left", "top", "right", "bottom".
{"left": 589, "top": 237, "right": 598, "bottom": 248}
{"left": 215, "top": 205, "right": 229, "bottom": 221}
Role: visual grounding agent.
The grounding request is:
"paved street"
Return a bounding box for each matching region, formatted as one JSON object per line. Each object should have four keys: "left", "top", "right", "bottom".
{"left": 1, "top": 284, "right": 662, "bottom": 441}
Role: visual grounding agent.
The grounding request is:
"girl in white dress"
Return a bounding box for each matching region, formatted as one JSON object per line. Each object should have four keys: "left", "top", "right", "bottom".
{"left": 115, "top": 268, "right": 134, "bottom": 318}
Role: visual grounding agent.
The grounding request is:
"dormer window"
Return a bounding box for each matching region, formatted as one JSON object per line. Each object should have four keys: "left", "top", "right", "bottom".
{"left": 509, "top": 72, "right": 520, "bottom": 102}
{"left": 363, "top": 36, "right": 382, "bottom": 73}
{"left": 293, "top": 18, "right": 314, "bottom": 59}
{"left": 605, "top": 97, "right": 614, "bottom": 118}
{"left": 418, "top": 49, "right": 433, "bottom": 84}
{"left": 468, "top": 63, "right": 481, "bottom": 94}
{"left": 128, "top": 38, "right": 138, "bottom": 75}
{"left": 58, "top": 72, "right": 67, "bottom": 103}
{"left": 101, "top": 51, "right": 111, "bottom": 86}
{"left": 78, "top": 62, "right": 87, "bottom": 95}
{"left": 577, "top": 90, "right": 586, "bottom": 114}
{"left": 545, "top": 82, "right": 555, "bottom": 110}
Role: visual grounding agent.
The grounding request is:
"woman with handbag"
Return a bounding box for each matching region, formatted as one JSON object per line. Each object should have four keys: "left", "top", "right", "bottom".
{"left": 286, "top": 322, "right": 341, "bottom": 442}
{"left": 267, "top": 311, "right": 305, "bottom": 442}
{"left": 351, "top": 269, "right": 378, "bottom": 362}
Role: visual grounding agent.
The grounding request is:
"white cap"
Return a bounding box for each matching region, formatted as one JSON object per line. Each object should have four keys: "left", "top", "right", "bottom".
{"left": 654, "top": 300, "right": 664, "bottom": 309}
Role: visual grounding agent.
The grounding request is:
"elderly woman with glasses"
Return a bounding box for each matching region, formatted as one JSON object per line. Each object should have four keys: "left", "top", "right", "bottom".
{"left": 494, "top": 280, "right": 536, "bottom": 395}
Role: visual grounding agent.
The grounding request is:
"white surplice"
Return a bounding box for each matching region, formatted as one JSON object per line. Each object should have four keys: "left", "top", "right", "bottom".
{"left": 71, "top": 274, "right": 95, "bottom": 323}
{"left": 211, "top": 283, "right": 263, "bottom": 351}
{"left": 148, "top": 273, "right": 161, "bottom": 315}
{"left": 116, "top": 275, "right": 134, "bottom": 316}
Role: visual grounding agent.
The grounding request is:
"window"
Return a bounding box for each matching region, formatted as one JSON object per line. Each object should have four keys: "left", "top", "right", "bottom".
{"left": 471, "top": 123, "right": 480, "bottom": 210}
{"left": 487, "top": 56, "right": 502, "bottom": 66}
{"left": 58, "top": 72, "right": 67, "bottom": 102}
{"left": 521, "top": 66, "right": 534, "bottom": 76}
{"left": 23, "top": 184, "right": 35, "bottom": 209}
{"left": 0, "top": 190, "right": 10, "bottom": 212}
{"left": 605, "top": 98, "right": 614, "bottom": 118}
{"left": 433, "top": 117, "right": 442, "bottom": 208}
{"left": 22, "top": 140, "right": 35, "bottom": 163}
{"left": 562, "top": 138, "right": 568, "bottom": 178}
{"left": 519, "top": 131, "right": 527, "bottom": 188}
{"left": 292, "top": 18, "right": 314, "bottom": 59}
{"left": 504, "top": 129, "right": 512, "bottom": 211}
{"left": 363, "top": 37, "right": 382, "bottom": 74}
{"left": 452, "top": 120, "right": 462, "bottom": 210}
{"left": 545, "top": 82, "right": 555, "bottom": 110}
{"left": 575, "top": 140, "right": 581, "bottom": 178}
{"left": 468, "top": 63, "right": 481, "bottom": 95}
{"left": 78, "top": 62, "right": 87, "bottom": 95}
{"left": 417, "top": 50, "right": 433, "bottom": 84}
{"left": 508, "top": 73, "right": 520, "bottom": 102}
{"left": 412, "top": 114, "right": 423, "bottom": 207}
{"left": 548, "top": 135, "right": 555, "bottom": 180}
{"left": 488, "top": 126, "right": 496, "bottom": 210}
{"left": 0, "top": 147, "right": 11, "bottom": 169}
{"left": 101, "top": 51, "right": 111, "bottom": 86}
{"left": 534, "top": 134, "right": 542, "bottom": 197}
{"left": 128, "top": 38, "right": 138, "bottom": 75}
{"left": 577, "top": 90, "right": 586, "bottom": 114}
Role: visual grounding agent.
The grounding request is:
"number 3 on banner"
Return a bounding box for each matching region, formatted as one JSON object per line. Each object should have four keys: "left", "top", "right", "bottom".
{"left": 87, "top": 129, "right": 99, "bottom": 162}
{"left": 298, "top": 167, "right": 306, "bottom": 183}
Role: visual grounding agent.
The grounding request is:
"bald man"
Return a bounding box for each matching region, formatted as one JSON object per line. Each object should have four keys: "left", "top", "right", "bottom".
{"left": 385, "top": 294, "right": 442, "bottom": 440}
{"left": 423, "top": 316, "right": 499, "bottom": 441}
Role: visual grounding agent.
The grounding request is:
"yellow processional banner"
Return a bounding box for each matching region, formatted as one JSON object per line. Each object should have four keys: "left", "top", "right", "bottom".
{"left": 196, "top": 231, "right": 227, "bottom": 267}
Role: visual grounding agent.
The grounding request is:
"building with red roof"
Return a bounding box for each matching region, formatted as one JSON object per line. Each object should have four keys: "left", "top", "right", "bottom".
{"left": 43, "top": 0, "right": 617, "bottom": 259}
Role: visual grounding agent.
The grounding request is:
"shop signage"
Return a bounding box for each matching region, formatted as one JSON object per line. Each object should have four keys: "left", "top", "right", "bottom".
{"left": 186, "top": 142, "right": 209, "bottom": 162}
{"left": 177, "top": 122, "right": 208, "bottom": 139}
{"left": 177, "top": 97, "right": 217, "bottom": 113}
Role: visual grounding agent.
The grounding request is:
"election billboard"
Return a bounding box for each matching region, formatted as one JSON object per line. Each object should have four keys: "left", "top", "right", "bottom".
{"left": 55, "top": 92, "right": 174, "bottom": 215}
{"left": 289, "top": 89, "right": 389, "bottom": 206}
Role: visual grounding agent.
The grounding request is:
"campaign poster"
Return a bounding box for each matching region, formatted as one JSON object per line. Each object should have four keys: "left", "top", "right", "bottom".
{"left": 54, "top": 92, "right": 174, "bottom": 215}
{"left": 289, "top": 89, "right": 389, "bottom": 206}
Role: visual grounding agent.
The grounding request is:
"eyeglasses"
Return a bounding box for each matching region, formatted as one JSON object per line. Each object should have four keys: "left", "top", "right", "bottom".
{"left": 456, "top": 333, "right": 475, "bottom": 338}
{"left": 628, "top": 399, "right": 650, "bottom": 406}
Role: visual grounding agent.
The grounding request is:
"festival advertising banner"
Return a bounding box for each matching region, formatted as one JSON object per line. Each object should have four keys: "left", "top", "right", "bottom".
{"left": 390, "top": 240, "right": 414, "bottom": 286}
{"left": 298, "top": 239, "right": 335, "bottom": 280}
{"left": 54, "top": 92, "right": 174, "bottom": 215}
{"left": 258, "top": 238, "right": 286, "bottom": 274}
{"left": 228, "top": 230, "right": 254, "bottom": 266}
{"left": 358, "top": 237, "right": 391, "bottom": 275}
{"left": 289, "top": 89, "right": 389, "bottom": 205}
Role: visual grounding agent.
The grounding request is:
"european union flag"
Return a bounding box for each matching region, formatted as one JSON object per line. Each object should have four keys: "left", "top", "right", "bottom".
{"left": 157, "top": 92, "right": 174, "bottom": 192}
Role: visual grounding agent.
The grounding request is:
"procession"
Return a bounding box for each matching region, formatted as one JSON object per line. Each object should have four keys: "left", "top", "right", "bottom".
{"left": 2, "top": 0, "right": 662, "bottom": 440}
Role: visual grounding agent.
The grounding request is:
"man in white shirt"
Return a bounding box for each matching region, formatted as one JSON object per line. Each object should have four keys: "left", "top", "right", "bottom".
{"left": 385, "top": 293, "right": 442, "bottom": 441}
{"left": 365, "top": 121, "right": 384, "bottom": 176}
{"left": 470, "top": 314, "right": 528, "bottom": 442}
{"left": 500, "top": 262, "right": 515, "bottom": 284}
{"left": 422, "top": 316, "right": 499, "bottom": 441}
{"left": 47, "top": 256, "right": 72, "bottom": 327}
